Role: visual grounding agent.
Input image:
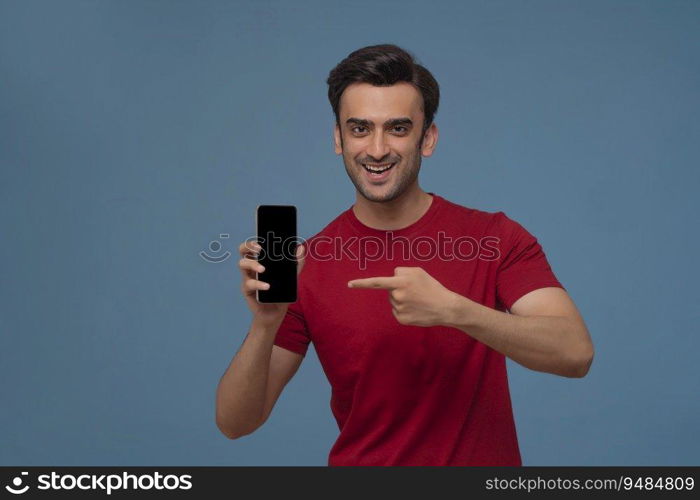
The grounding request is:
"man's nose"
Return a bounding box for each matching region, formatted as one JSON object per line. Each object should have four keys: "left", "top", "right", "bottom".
{"left": 367, "top": 131, "right": 391, "bottom": 160}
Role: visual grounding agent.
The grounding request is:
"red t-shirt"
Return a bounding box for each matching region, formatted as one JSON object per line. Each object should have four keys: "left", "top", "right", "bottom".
{"left": 273, "top": 193, "right": 564, "bottom": 466}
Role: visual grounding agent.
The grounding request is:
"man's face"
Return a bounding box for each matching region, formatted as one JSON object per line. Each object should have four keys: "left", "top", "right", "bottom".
{"left": 334, "top": 82, "right": 438, "bottom": 203}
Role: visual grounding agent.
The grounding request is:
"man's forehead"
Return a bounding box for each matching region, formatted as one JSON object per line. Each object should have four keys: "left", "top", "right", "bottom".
{"left": 339, "top": 82, "right": 423, "bottom": 121}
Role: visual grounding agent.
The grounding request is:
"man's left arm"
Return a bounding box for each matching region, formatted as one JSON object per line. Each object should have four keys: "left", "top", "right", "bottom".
{"left": 444, "top": 286, "right": 594, "bottom": 378}
{"left": 348, "top": 266, "right": 595, "bottom": 379}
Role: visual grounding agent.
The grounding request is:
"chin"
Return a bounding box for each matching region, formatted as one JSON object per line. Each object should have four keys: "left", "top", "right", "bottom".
{"left": 361, "top": 188, "right": 402, "bottom": 203}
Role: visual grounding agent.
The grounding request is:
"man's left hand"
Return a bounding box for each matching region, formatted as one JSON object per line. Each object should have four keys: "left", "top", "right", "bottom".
{"left": 347, "top": 267, "right": 465, "bottom": 327}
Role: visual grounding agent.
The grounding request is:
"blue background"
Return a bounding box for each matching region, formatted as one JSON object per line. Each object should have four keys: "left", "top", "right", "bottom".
{"left": 1, "top": 0, "right": 698, "bottom": 465}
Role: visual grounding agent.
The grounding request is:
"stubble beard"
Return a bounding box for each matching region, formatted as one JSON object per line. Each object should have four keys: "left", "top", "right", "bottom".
{"left": 340, "top": 134, "right": 424, "bottom": 203}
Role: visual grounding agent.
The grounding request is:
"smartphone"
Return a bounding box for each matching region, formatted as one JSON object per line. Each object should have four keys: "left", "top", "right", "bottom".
{"left": 255, "top": 204, "right": 298, "bottom": 303}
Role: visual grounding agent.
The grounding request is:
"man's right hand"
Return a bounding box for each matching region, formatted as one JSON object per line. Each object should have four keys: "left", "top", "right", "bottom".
{"left": 238, "top": 240, "right": 306, "bottom": 326}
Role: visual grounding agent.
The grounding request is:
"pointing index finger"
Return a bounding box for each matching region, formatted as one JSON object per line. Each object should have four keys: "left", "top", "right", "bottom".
{"left": 347, "top": 276, "right": 399, "bottom": 289}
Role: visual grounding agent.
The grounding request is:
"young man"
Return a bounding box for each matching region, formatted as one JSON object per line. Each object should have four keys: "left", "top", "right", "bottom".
{"left": 217, "top": 44, "right": 594, "bottom": 466}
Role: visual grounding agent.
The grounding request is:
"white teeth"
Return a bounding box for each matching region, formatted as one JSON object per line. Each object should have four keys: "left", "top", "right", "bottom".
{"left": 363, "top": 163, "right": 394, "bottom": 173}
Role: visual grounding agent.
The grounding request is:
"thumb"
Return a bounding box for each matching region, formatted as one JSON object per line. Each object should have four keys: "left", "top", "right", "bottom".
{"left": 296, "top": 243, "right": 307, "bottom": 275}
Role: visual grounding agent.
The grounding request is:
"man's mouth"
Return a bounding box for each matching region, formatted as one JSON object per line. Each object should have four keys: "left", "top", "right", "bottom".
{"left": 361, "top": 162, "right": 396, "bottom": 180}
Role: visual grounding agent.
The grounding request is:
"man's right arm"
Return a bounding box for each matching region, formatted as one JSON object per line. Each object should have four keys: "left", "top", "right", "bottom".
{"left": 214, "top": 240, "right": 306, "bottom": 439}
{"left": 215, "top": 317, "right": 303, "bottom": 439}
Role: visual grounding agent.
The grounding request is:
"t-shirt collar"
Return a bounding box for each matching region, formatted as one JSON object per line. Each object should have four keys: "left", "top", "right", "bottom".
{"left": 343, "top": 192, "right": 444, "bottom": 237}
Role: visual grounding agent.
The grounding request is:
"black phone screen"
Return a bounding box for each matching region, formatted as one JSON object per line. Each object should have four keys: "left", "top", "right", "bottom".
{"left": 256, "top": 205, "right": 297, "bottom": 303}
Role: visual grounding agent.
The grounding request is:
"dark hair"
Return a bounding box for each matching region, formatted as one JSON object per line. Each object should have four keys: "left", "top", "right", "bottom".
{"left": 326, "top": 44, "right": 440, "bottom": 137}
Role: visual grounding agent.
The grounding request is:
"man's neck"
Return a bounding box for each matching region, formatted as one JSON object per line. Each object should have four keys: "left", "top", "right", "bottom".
{"left": 352, "top": 186, "right": 434, "bottom": 231}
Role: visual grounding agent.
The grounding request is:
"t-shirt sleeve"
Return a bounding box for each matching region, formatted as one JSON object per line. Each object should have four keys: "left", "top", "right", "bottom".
{"left": 273, "top": 297, "right": 311, "bottom": 356}
{"left": 495, "top": 212, "right": 565, "bottom": 311}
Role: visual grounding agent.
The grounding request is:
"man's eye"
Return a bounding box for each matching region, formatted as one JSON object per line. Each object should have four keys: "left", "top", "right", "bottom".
{"left": 351, "top": 125, "right": 407, "bottom": 134}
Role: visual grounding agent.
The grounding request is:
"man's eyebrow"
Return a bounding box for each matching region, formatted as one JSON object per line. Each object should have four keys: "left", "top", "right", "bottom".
{"left": 345, "top": 117, "right": 414, "bottom": 128}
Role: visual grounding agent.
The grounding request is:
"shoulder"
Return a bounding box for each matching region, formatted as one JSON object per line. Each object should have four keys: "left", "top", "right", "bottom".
{"left": 298, "top": 208, "right": 347, "bottom": 250}
{"left": 436, "top": 195, "right": 516, "bottom": 236}
{"left": 435, "top": 197, "right": 543, "bottom": 260}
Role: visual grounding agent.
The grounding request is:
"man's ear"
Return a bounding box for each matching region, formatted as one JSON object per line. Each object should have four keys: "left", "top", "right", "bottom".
{"left": 334, "top": 122, "right": 343, "bottom": 154}
{"left": 420, "top": 122, "right": 439, "bottom": 157}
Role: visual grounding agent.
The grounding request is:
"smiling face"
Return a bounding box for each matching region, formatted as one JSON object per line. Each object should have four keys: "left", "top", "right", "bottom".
{"left": 334, "top": 82, "right": 438, "bottom": 203}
